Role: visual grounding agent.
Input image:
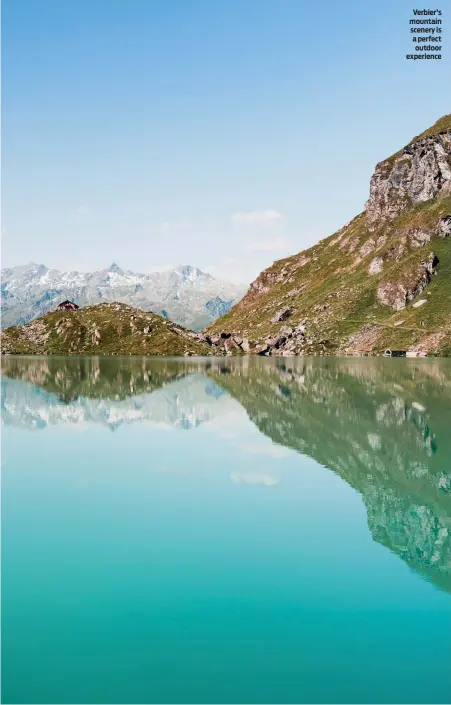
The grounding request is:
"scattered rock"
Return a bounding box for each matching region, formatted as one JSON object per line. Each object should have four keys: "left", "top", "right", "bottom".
{"left": 368, "top": 256, "right": 384, "bottom": 275}
{"left": 295, "top": 255, "right": 310, "bottom": 267}
{"left": 375, "top": 234, "right": 388, "bottom": 248}
{"left": 386, "top": 240, "right": 408, "bottom": 262}
{"left": 378, "top": 282, "right": 408, "bottom": 311}
{"left": 287, "top": 286, "right": 304, "bottom": 297}
{"left": 409, "top": 229, "right": 431, "bottom": 248}
{"left": 295, "top": 322, "right": 307, "bottom": 335}
{"left": 377, "top": 252, "right": 438, "bottom": 310}
{"left": 223, "top": 338, "right": 238, "bottom": 352}
{"left": 271, "top": 307, "right": 294, "bottom": 323}
{"left": 279, "top": 326, "right": 294, "bottom": 337}
{"left": 359, "top": 238, "right": 376, "bottom": 258}
{"left": 412, "top": 299, "right": 427, "bottom": 308}
{"left": 437, "top": 215, "right": 451, "bottom": 237}
{"left": 340, "top": 324, "right": 382, "bottom": 354}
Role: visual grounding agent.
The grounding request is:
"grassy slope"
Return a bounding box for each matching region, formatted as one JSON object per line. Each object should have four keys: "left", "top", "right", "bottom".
{"left": 408, "top": 113, "right": 451, "bottom": 143}
{"left": 1, "top": 302, "right": 214, "bottom": 356}
{"left": 207, "top": 194, "right": 451, "bottom": 355}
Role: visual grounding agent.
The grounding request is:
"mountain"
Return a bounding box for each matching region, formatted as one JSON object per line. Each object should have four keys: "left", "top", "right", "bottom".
{"left": 0, "top": 302, "right": 220, "bottom": 356}
{"left": 1, "top": 262, "right": 246, "bottom": 331}
{"left": 207, "top": 115, "right": 451, "bottom": 356}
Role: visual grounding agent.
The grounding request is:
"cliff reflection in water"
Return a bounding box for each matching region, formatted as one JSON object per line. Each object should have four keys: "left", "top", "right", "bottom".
{"left": 207, "top": 356, "right": 451, "bottom": 594}
{"left": 2, "top": 355, "right": 451, "bottom": 593}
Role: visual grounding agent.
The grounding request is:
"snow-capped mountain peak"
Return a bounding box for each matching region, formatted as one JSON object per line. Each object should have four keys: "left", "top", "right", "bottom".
{"left": 107, "top": 262, "right": 124, "bottom": 275}
{"left": 174, "top": 265, "right": 213, "bottom": 282}
{"left": 1, "top": 262, "right": 246, "bottom": 331}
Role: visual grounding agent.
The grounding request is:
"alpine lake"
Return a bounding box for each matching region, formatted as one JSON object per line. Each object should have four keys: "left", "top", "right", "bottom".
{"left": 2, "top": 355, "right": 451, "bottom": 704}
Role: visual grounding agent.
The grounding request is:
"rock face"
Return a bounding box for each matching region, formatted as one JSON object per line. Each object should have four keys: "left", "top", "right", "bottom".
{"left": 366, "top": 131, "right": 451, "bottom": 226}
{"left": 271, "top": 307, "right": 294, "bottom": 323}
{"left": 376, "top": 282, "right": 404, "bottom": 311}
{"left": 368, "top": 256, "right": 384, "bottom": 275}
{"left": 376, "top": 252, "right": 439, "bottom": 311}
{"left": 409, "top": 229, "right": 432, "bottom": 248}
{"left": 437, "top": 215, "right": 451, "bottom": 237}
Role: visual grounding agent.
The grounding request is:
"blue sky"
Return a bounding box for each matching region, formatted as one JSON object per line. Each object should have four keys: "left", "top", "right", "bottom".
{"left": 2, "top": 0, "right": 449, "bottom": 284}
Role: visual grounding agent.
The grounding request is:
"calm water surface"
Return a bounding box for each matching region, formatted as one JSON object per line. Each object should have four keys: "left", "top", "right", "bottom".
{"left": 2, "top": 355, "right": 451, "bottom": 704}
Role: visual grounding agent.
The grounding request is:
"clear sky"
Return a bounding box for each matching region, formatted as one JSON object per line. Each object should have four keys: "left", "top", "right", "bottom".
{"left": 2, "top": 0, "right": 449, "bottom": 284}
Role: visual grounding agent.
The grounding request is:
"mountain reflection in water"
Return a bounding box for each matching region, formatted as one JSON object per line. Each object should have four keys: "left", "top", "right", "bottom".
{"left": 2, "top": 355, "right": 451, "bottom": 594}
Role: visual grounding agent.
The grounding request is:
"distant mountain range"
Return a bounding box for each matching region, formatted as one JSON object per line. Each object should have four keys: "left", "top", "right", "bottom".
{"left": 1, "top": 262, "right": 246, "bottom": 331}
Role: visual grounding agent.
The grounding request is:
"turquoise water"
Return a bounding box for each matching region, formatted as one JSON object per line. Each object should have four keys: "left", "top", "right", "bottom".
{"left": 2, "top": 356, "right": 451, "bottom": 704}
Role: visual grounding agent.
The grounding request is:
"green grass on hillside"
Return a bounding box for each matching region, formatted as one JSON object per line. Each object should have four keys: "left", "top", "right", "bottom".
{"left": 1, "top": 303, "right": 214, "bottom": 356}
{"left": 207, "top": 196, "right": 451, "bottom": 355}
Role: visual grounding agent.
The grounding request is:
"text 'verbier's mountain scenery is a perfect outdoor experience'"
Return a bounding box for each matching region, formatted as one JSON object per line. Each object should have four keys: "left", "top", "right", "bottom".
{"left": 1, "top": 2, "right": 451, "bottom": 705}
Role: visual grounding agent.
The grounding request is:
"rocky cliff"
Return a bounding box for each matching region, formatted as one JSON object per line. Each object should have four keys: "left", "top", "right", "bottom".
{"left": 207, "top": 115, "right": 451, "bottom": 356}
{"left": 366, "top": 121, "right": 451, "bottom": 225}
